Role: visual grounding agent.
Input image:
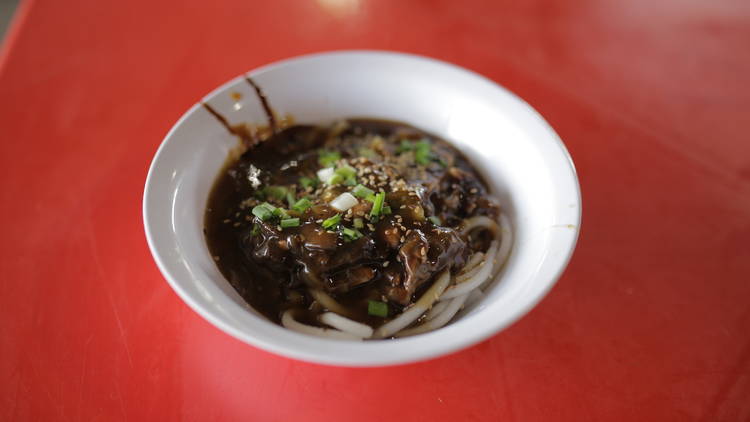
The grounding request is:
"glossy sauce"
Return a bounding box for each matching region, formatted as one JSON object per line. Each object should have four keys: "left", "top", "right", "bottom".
{"left": 204, "top": 117, "right": 499, "bottom": 325}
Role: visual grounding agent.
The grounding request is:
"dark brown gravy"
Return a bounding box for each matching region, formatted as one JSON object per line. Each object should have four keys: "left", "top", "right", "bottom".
{"left": 205, "top": 121, "right": 498, "bottom": 326}
{"left": 202, "top": 80, "right": 498, "bottom": 327}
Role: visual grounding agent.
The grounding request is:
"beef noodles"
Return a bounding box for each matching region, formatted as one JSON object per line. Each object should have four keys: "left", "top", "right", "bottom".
{"left": 204, "top": 80, "right": 512, "bottom": 339}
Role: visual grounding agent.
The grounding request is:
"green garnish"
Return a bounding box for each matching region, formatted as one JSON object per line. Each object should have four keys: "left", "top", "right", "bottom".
{"left": 396, "top": 138, "right": 432, "bottom": 165}
{"left": 414, "top": 140, "right": 432, "bottom": 165}
{"left": 280, "top": 218, "right": 300, "bottom": 228}
{"left": 264, "top": 186, "right": 288, "bottom": 201}
{"left": 335, "top": 165, "right": 357, "bottom": 186}
{"left": 396, "top": 139, "right": 414, "bottom": 153}
{"left": 335, "top": 165, "right": 356, "bottom": 179}
{"left": 353, "top": 217, "right": 364, "bottom": 229}
{"left": 318, "top": 149, "right": 341, "bottom": 168}
{"left": 292, "top": 197, "right": 312, "bottom": 213}
{"left": 272, "top": 207, "right": 289, "bottom": 219}
{"left": 352, "top": 184, "right": 375, "bottom": 199}
{"left": 428, "top": 216, "right": 442, "bottom": 226}
{"left": 286, "top": 192, "right": 296, "bottom": 208}
{"left": 368, "top": 300, "right": 388, "bottom": 317}
{"left": 370, "top": 192, "right": 386, "bottom": 218}
{"left": 358, "top": 147, "right": 377, "bottom": 159}
{"left": 250, "top": 223, "right": 260, "bottom": 236}
{"left": 322, "top": 214, "right": 341, "bottom": 230}
{"left": 342, "top": 227, "right": 363, "bottom": 241}
{"left": 383, "top": 205, "right": 392, "bottom": 215}
{"left": 299, "top": 176, "right": 318, "bottom": 189}
{"left": 328, "top": 173, "right": 344, "bottom": 185}
{"left": 252, "top": 203, "right": 275, "bottom": 221}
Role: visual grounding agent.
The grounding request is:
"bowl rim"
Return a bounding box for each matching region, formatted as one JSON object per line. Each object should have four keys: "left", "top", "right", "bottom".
{"left": 143, "top": 50, "right": 582, "bottom": 366}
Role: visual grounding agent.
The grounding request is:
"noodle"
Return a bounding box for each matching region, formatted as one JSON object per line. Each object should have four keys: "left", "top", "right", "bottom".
{"left": 372, "top": 270, "right": 451, "bottom": 338}
{"left": 424, "top": 300, "right": 450, "bottom": 321}
{"left": 460, "top": 215, "right": 499, "bottom": 237}
{"left": 396, "top": 293, "right": 470, "bottom": 337}
{"left": 282, "top": 309, "right": 363, "bottom": 340}
{"left": 309, "top": 289, "right": 350, "bottom": 316}
{"left": 440, "top": 240, "right": 499, "bottom": 300}
{"left": 495, "top": 213, "right": 513, "bottom": 270}
{"left": 462, "top": 252, "right": 485, "bottom": 273}
{"left": 319, "top": 312, "right": 374, "bottom": 338}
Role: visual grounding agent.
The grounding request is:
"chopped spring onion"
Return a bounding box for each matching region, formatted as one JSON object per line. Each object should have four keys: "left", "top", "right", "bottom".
{"left": 299, "top": 176, "right": 318, "bottom": 189}
{"left": 335, "top": 165, "right": 357, "bottom": 179}
{"left": 286, "top": 192, "right": 296, "bottom": 208}
{"left": 317, "top": 167, "right": 335, "bottom": 184}
{"left": 330, "top": 192, "right": 358, "bottom": 212}
{"left": 358, "top": 147, "right": 377, "bottom": 159}
{"left": 264, "top": 186, "right": 288, "bottom": 200}
{"left": 428, "top": 216, "right": 442, "bottom": 226}
{"left": 318, "top": 149, "right": 341, "bottom": 168}
{"left": 335, "top": 165, "right": 357, "bottom": 186}
{"left": 353, "top": 217, "right": 364, "bottom": 229}
{"left": 370, "top": 192, "right": 386, "bottom": 218}
{"left": 342, "top": 227, "right": 363, "bottom": 241}
{"left": 250, "top": 223, "right": 260, "bottom": 236}
{"left": 322, "top": 214, "right": 341, "bottom": 229}
{"left": 272, "top": 207, "right": 289, "bottom": 219}
{"left": 383, "top": 205, "right": 392, "bottom": 215}
{"left": 368, "top": 300, "right": 388, "bottom": 317}
{"left": 292, "top": 197, "right": 312, "bottom": 213}
{"left": 414, "top": 139, "right": 432, "bottom": 165}
{"left": 252, "top": 203, "right": 275, "bottom": 221}
{"left": 280, "top": 218, "right": 300, "bottom": 228}
{"left": 396, "top": 139, "right": 414, "bottom": 153}
{"left": 352, "top": 184, "right": 374, "bottom": 198}
{"left": 327, "top": 173, "right": 344, "bottom": 185}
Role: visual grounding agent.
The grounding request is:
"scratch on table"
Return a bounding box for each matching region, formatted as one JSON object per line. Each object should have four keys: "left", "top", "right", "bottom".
{"left": 29, "top": 361, "right": 68, "bottom": 421}
{"left": 77, "top": 334, "right": 94, "bottom": 417}
{"left": 86, "top": 217, "right": 134, "bottom": 368}
{"left": 115, "top": 383, "right": 128, "bottom": 421}
{"left": 106, "top": 289, "right": 134, "bottom": 368}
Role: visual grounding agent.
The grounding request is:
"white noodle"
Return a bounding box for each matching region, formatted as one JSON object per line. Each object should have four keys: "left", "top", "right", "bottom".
{"left": 372, "top": 270, "right": 451, "bottom": 339}
{"left": 440, "top": 240, "right": 499, "bottom": 300}
{"left": 455, "top": 260, "right": 484, "bottom": 283}
{"left": 465, "top": 288, "right": 484, "bottom": 308}
{"left": 474, "top": 213, "right": 512, "bottom": 292}
{"left": 462, "top": 252, "right": 484, "bottom": 273}
{"left": 424, "top": 300, "right": 450, "bottom": 321}
{"left": 281, "top": 309, "right": 362, "bottom": 340}
{"left": 309, "top": 289, "right": 350, "bottom": 316}
{"left": 320, "top": 312, "right": 374, "bottom": 338}
{"left": 396, "top": 293, "right": 469, "bottom": 337}
{"left": 495, "top": 213, "right": 513, "bottom": 269}
{"left": 460, "top": 215, "right": 499, "bottom": 237}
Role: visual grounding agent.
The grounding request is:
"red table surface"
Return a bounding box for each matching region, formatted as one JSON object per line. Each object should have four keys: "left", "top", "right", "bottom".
{"left": 1, "top": 0, "right": 749, "bottom": 420}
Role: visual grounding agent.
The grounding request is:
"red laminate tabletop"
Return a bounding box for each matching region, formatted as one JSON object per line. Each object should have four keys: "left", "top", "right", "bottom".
{"left": 1, "top": 0, "right": 749, "bottom": 420}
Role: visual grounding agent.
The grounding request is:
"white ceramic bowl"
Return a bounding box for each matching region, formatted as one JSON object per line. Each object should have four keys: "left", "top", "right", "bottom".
{"left": 143, "top": 51, "right": 581, "bottom": 367}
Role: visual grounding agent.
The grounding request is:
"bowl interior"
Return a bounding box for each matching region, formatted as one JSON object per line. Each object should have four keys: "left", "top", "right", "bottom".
{"left": 144, "top": 51, "right": 580, "bottom": 366}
